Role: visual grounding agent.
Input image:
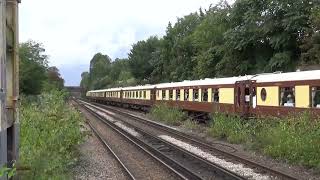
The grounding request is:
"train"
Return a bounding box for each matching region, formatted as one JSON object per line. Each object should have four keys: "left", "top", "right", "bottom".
{"left": 86, "top": 70, "right": 320, "bottom": 118}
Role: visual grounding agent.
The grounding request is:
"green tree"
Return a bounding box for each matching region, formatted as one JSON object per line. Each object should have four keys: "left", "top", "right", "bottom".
{"left": 43, "top": 66, "right": 64, "bottom": 91}
{"left": 19, "top": 41, "right": 49, "bottom": 95}
{"left": 80, "top": 72, "right": 90, "bottom": 96}
{"left": 80, "top": 0, "right": 320, "bottom": 89}
{"left": 128, "top": 36, "right": 161, "bottom": 83}
{"left": 89, "top": 53, "right": 111, "bottom": 89}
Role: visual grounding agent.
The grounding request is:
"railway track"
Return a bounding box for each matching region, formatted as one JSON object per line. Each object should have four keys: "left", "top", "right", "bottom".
{"left": 81, "top": 99, "right": 298, "bottom": 180}
{"left": 82, "top": 111, "right": 136, "bottom": 180}
{"left": 74, "top": 100, "right": 201, "bottom": 180}
{"left": 76, "top": 99, "right": 247, "bottom": 180}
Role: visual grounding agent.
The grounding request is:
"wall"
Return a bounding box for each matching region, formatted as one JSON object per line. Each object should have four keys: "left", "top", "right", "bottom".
{"left": 257, "top": 86, "right": 279, "bottom": 106}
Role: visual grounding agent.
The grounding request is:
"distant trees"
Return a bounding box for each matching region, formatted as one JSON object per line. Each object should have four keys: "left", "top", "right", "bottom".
{"left": 81, "top": 0, "right": 320, "bottom": 90}
{"left": 19, "top": 40, "right": 64, "bottom": 95}
{"left": 80, "top": 53, "right": 136, "bottom": 94}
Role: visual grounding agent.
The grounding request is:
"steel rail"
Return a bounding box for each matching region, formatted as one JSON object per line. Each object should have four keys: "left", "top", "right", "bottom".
{"left": 80, "top": 100, "right": 245, "bottom": 180}
{"left": 76, "top": 100, "right": 200, "bottom": 180}
{"left": 88, "top": 100, "right": 298, "bottom": 180}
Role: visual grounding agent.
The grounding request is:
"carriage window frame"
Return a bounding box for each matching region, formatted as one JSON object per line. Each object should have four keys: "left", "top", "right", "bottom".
{"left": 176, "top": 89, "right": 180, "bottom": 100}
{"left": 184, "top": 89, "right": 189, "bottom": 101}
{"left": 169, "top": 89, "right": 173, "bottom": 100}
{"left": 202, "top": 88, "right": 208, "bottom": 102}
{"left": 162, "top": 89, "right": 166, "bottom": 100}
{"left": 212, "top": 88, "right": 219, "bottom": 103}
{"left": 311, "top": 87, "right": 320, "bottom": 108}
{"left": 280, "top": 87, "right": 295, "bottom": 107}
{"left": 193, "top": 88, "right": 199, "bottom": 101}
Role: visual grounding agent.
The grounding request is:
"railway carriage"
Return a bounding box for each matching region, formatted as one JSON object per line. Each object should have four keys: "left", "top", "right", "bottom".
{"left": 86, "top": 70, "right": 320, "bottom": 118}
{"left": 121, "top": 85, "right": 156, "bottom": 110}
{"left": 155, "top": 76, "right": 252, "bottom": 118}
{"left": 250, "top": 71, "right": 320, "bottom": 117}
{"left": 105, "top": 87, "right": 122, "bottom": 105}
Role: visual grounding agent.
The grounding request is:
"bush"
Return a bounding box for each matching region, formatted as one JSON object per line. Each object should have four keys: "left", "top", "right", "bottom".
{"left": 19, "top": 90, "right": 85, "bottom": 179}
{"left": 149, "top": 103, "right": 187, "bottom": 125}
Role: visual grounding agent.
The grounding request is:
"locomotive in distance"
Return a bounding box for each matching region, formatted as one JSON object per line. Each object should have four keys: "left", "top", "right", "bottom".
{"left": 86, "top": 70, "right": 320, "bottom": 117}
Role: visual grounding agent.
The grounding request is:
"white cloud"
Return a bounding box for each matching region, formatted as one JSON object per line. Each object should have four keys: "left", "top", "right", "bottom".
{"left": 19, "top": 0, "right": 219, "bottom": 85}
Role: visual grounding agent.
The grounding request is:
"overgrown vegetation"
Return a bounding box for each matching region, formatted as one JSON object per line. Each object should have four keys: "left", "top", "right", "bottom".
{"left": 19, "top": 90, "right": 85, "bottom": 179}
{"left": 81, "top": 0, "right": 320, "bottom": 92}
{"left": 208, "top": 113, "right": 251, "bottom": 144}
{"left": 208, "top": 112, "right": 320, "bottom": 169}
{"left": 182, "top": 119, "right": 202, "bottom": 131}
{"left": 149, "top": 103, "right": 187, "bottom": 125}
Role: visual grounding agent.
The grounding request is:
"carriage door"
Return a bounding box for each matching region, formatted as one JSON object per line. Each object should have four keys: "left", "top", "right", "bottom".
{"left": 235, "top": 80, "right": 252, "bottom": 116}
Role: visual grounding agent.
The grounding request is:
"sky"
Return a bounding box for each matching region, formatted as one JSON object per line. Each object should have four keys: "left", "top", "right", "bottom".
{"left": 20, "top": 0, "right": 219, "bottom": 86}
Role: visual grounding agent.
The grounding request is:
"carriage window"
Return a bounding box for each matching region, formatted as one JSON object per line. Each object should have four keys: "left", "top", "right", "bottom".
{"left": 169, "top": 90, "right": 173, "bottom": 100}
{"left": 143, "top": 91, "right": 146, "bottom": 99}
{"left": 184, "top": 89, "right": 189, "bottom": 101}
{"left": 202, "top": 89, "right": 208, "bottom": 102}
{"left": 260, "top": 88, "right": 267, "bottom": 101}
{"left": 312, "top": 87, "right": 320, "bottom": 108}
{"left": 245, "top": 87, "right": 250, "bottom": 105}
{"left": 136, "top": 91, "right": 138, "bottom": 98}
{"left": 212, "top": 88, "right": 219, "bottom": 103}
{"left": 280, "top": 87, "right": 295, "bottom": 107}
{"left": 139, "top": 91, "right": 142, "bottom": 98}
{"left": 162, "top": 90, "right": 166, "bottom": 100}
{"left": 193, "top": 89, "right": 199, "bottom": 101}
{"left": 176, "top": 89, "right": 180, "bottom": 100}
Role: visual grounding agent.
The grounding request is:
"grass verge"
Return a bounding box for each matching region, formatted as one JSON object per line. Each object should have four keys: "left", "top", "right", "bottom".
{"left": 19, "top": 90, "right": 85, "bottom": 179}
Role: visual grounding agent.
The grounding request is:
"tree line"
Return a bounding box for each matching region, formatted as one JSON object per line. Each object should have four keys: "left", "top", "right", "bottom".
{"left": 81, "top": 0, "right": 320, "bottom": 92}
{"left": 20, "top": 41, "right": 64, "bottom": 95}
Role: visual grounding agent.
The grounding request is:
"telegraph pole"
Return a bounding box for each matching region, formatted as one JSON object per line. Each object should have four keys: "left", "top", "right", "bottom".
{"left": 0, "top": 0, "right": 20, "bottom": 179}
